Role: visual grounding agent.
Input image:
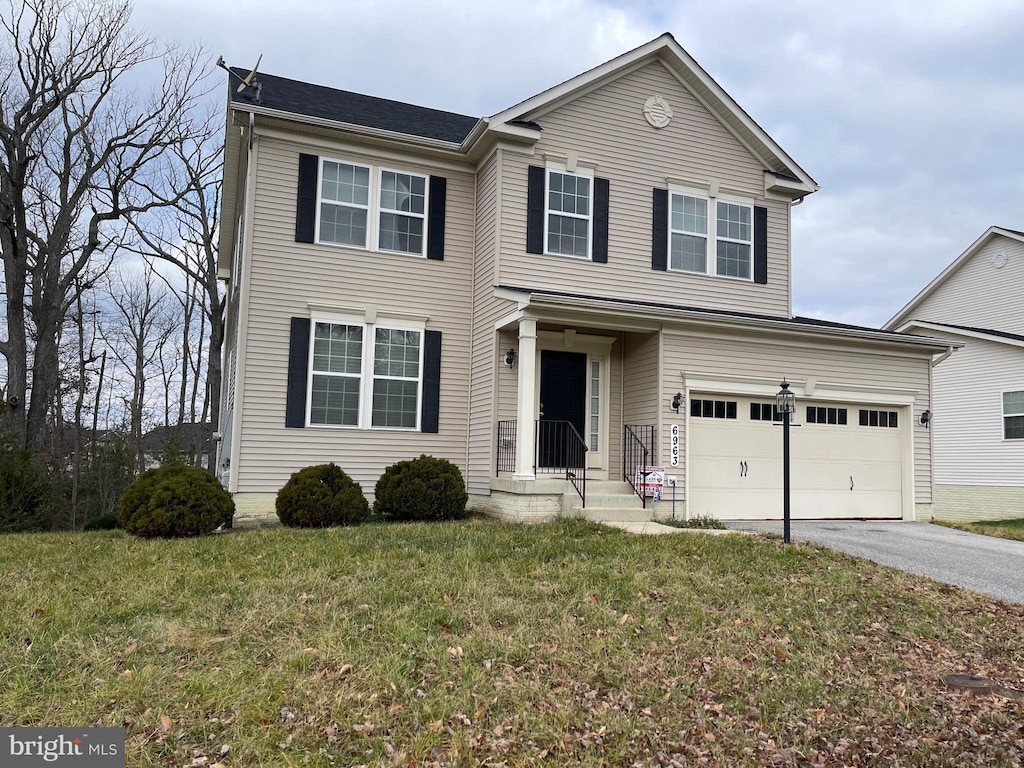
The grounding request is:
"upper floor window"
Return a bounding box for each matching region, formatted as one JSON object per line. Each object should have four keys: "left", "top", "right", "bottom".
{"left": 666, "top": 192, "right": 753, "bottom": 279}
{"left": 670, "top": 194, "right": 708, "bottom": 273}
{"left": 546, "top": 170, "right": 591, "bottom": 258}
{"left": 317, "top": 159, "right": 428, "bottom": 257}
{"left": 1004, "top": 391, "right": 1024, "bottom": 439}
{"left": 716, "top": 201, "right": 752, "bottom": 279}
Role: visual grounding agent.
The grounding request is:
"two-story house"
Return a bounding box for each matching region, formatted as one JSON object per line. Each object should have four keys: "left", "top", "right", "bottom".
{"left": 217, "top": 33, "right": 953, "bottom": 526}
{"left": 885, "top": 227, "right": 1024, "bottom": 521}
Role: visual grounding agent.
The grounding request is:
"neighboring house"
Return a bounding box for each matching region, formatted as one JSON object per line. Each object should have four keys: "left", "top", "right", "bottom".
{"left": 885, "top": 227, "right": 1024, "bottom": 521}
{"left": 142, "top": 422, "right": 213, "bottom": 469}
{"left": 217, "top": 33, "right": 952, "bottom": 526}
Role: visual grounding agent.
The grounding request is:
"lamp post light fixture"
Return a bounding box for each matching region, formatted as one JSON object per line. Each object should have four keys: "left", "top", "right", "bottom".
{"left": 776, "top": 378, "right": 796, "bottom": 544}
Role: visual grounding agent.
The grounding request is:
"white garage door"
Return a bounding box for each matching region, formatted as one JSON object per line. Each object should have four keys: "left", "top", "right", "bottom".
{"left": 688, "top": 395, "right": 904, "bottom": 520}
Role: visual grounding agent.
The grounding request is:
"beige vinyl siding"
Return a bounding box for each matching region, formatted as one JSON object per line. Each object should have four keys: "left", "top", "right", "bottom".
{"left": 622, "top": 331, "right": 660, "bottom": 426}
{"left": 498, "top": 61, "right": 791, "bottom": 318}
{"left": 931, "top": 334, "right": 1024, "bottom": 486}
{"left": 913, "top": 236, "right": 1024, "bottom": 334}
{"left": 467, "top": 150, "right": 514, "bottom": 495}
{"left": 661, "top": 329, "right": 934, "bottom": 505}
{"left": 235, "top": 135, "right": 476, "bottom": 495}
{"left": 495, "top": 329, "right": 519, "bottom": 424}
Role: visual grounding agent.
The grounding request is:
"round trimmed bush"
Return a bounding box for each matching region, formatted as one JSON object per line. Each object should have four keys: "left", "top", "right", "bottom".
{"left": 118, "top": 463, "right": 233, "bottom": 538}
{"left": 275, "top": 463, "right": 369, "bottom": 528}
{"left": 374, "top": 454, "right": 468, "bottom": 521}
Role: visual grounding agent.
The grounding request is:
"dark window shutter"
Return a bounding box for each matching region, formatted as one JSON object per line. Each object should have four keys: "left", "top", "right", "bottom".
{"left": 421, "top": 330, "right": 442, "bottom": 433}
{"left": 285, "top": 317, "right": 311, "bottom": 428}
{"left": 593, "top": 177, "right": 609, "bottom": 263}
{"left": 753, "top": 205, "right": 768, "bottom": 284}
{"left": 427, "top": 176, "right": 447, "bottom": 260}
{"left": 526, "top": 165, "right": 545, "bottom": 254}
{"left": 295, "top": 154, "right": 319, "bottom": 243}
{"left": 651, "top": 188, "right": 668, "bottom": 271}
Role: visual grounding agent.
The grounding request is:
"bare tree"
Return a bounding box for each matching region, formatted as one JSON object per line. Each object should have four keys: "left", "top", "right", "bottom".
{"left": 100, "top": 261, "right": 174, "bottom": 473}
{"left": 129, "top": 129, "right": 223, "bottom": 472}
{"left": 0, "top": 0, "right": 211, "bottom": 450}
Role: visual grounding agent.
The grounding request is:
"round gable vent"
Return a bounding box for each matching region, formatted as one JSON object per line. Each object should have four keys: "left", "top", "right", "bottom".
{"left": 992, "top": 251, "right": 1008, "bottom": 269}
{"left": 643, "top": 96, "right": 672, "bottom": 128}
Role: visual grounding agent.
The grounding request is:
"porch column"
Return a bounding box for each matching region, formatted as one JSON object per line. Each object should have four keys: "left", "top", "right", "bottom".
{"left": 514, "top": 318, "right": 538, "bottom": 480}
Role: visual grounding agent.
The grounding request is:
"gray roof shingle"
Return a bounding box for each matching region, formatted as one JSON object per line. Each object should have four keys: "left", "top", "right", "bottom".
{"left": 230, "top": 68, "right": 480, "bottom": 144}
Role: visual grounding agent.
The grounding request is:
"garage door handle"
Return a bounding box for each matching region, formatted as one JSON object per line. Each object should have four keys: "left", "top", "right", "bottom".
{"left": 739, "top": 460, "right": 748, "bottom": 478}
{"left": 850, "top": 476, "right": 854, "bottom": 491}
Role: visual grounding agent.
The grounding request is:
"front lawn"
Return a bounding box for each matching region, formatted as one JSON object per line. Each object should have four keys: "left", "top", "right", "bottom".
{"left": 936, "top": 518, "right": 1024, "bottom": 543}
{"left": 1, "top": 519, "right": 1023, "bottom": 766}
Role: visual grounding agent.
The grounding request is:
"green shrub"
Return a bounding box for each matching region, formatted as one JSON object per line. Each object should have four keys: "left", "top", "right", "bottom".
{"left": 83, "top": 513, "right": 120, "bottom": 531}
{"left": 0, "top": 448, "right": 53, "bottom": 532}
{"left": 374, "top": 455, "right": 467, "bottom": 521}
{"left": 118, "top": 463, "right": 233, "bottom": 538}
{"left": 275, "top": 463, "right": 369, "bottom": 528}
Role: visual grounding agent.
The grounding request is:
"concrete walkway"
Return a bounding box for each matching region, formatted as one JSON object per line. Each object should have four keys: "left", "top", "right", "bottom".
{"left": 727, "top": 520, "right": 1024, "bottom": 605}
{"left": 602, "top": 520, "right": 746, "bottom": 535}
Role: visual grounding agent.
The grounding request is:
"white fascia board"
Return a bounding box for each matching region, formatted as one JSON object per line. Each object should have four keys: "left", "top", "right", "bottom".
{"left": 884, "top": 227, "right": 1024, "bottom": 330}
{"left": 897, "top": 321, "right": 1018, "bottom": 349}
{"left": 764, "top": 171, "right": 816, "bottom": 199}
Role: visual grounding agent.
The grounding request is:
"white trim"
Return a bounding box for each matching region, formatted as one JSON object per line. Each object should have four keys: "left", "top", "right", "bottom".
{"left": 895, "top": 320, "right": 1018, "bottom": 349}
{"left": 1002, "top": 389, "right": 1024, "bottom": 441}
{"left": 543, "top": 165, "right": 594, "bottom": 261}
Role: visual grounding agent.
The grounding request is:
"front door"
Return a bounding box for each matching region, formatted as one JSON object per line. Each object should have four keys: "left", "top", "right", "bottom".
{"left": 538, "top": 350, "right": 587, "bottom": 468}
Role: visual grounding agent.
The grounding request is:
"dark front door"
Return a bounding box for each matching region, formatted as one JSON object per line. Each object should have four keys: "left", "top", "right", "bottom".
{"left": 538, "top": 350, "right": 587, "bottom": 468}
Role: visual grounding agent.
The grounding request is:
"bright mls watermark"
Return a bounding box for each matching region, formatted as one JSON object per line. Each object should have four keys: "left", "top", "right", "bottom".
{"left": 1, "top": 728, "right": 124, "bottom": 767}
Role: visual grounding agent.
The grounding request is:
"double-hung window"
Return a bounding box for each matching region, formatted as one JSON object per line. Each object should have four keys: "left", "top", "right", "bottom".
{"left": 670, "top": 193, "right": 708, "bottom": 273}
{"left": 716, "top": 201, "right": 752, "bottom": 279}
{"left": 319, "top": 161, "right": 371, "bottom": 248}
{"left": 1004, "top": 391, "right": 1024, "bottom": 439}
{"left": 316, "top": 159, "right": 428, "bottom": 257}
{"left": 666, "top": 191, "right": 753, "bottom": 279}
{"left": 546, "top": 170, "right": 591, "bottom": 258}
{"left": 308, "top": 319, "right": 423, "bottom": 429}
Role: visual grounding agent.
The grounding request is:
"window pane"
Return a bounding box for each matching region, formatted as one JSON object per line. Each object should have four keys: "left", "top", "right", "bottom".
{"left": 590, "top": 361, "right": 600, "bottom": 451}
{"left": 671, "top": 195, "right": 707, "bottom": 234}
{"left": 670, "top": 233, "right": 707, "bottom": 272}
{"left": 371, "top": 379, "right": 418, "bottom": 428}
{"left": 310, "top": 374, "right": 360, "bottom": 426}
{"left": 548, "top": 214, "right": 588, "bottom": 257}
{"left": 716, "top": 241, "right": 750, "bottom": 278}
{"left": 380, "top": 171, "right": 425, "bottom": 215}
{"left": 312, "top": 323, "right": 363, "bottom": 374}
{"left": 321, "top": 162, "right": 369, "bottom": 205}
{"left": 548, "top": 172, "right": 590, "bottom": 215}
{"left": 374, "top": 328, "right": 421, "bottom": 377}
{"left": 1006, "top": 415, "right": 1024, "bottom": 439}
{"left": 717, "top": 202, "right": 751, "bottom": 241}
{"left": 1004, "top": 391, "right": 1024, "bottom": 415}
{"left": 379, "top": 212, "right": 424, "bottom": 254}
{"left": 319, "top": 203, "right": 367, "bottom": 247}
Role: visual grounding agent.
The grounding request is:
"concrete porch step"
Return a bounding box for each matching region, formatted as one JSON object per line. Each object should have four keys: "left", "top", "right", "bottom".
{"left": 576, "top": 505, "right": 654, "bottom": 523}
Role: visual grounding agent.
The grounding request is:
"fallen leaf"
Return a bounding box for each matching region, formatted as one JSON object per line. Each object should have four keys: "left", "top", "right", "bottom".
{"left": 158, "top": 715, "right": 174, "bottom": 734}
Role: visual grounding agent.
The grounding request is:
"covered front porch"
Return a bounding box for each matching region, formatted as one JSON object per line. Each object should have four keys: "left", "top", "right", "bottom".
{"left": 482, "top": 310, "right": 662, "bottom": 521}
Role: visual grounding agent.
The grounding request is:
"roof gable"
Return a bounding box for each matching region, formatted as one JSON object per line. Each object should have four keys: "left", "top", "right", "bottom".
{"left": 884, "top": 226, "right": 1024, "bottom": 331}
{"left": 486, "top": 33, "right": 817, "bottom": 194}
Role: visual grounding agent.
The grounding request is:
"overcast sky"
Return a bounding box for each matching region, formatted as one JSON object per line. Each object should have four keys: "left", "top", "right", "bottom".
{"left": 134, "top": 0, "right": 1024, "bottom": 328}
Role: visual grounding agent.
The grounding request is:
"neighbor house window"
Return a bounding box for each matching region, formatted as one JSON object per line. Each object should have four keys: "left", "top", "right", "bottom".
{"left": 1004, "top": 391, "right": 1024, "bottom": 439}
{"left": 378, "top": 170, "right": 426, "bottom": 256}
{"left": 669, "top": 193, "right": 708, "bottom": 273}
{"left": 716, "top": 201, "right": 752, "bottom": 279}
{"left": 546, "top": 170, "right": 591, "bottom": 258}
{"left": 319, "top": 160, "right": 371, "bottom": 247}
{"left": 308, "top": 319, "right": 422, "bottom": 429}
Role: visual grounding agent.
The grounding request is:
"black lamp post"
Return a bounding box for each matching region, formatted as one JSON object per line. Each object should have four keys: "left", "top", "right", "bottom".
{"left": 776, "top": 378, "right": 796, "bottom": 543}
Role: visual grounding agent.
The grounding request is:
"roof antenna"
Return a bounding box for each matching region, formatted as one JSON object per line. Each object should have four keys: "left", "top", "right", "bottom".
{"left": 216, "top": 54, "right": 263, "bottom": 103}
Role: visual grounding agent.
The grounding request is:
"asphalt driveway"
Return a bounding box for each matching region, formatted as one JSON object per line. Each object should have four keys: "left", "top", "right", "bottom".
{"left": 727, "top": 520, "right": 1024, "bottom": 605}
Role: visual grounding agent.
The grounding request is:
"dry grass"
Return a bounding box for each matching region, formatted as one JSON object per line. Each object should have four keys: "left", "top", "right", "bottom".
{"left": 935, "top": 518, "right": 1024, "bottom": 543}
{"left": 1, "top": 518, "right": 1023, "bottom": 767}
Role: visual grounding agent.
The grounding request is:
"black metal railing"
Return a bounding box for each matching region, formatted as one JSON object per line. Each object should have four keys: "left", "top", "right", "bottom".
{"left": 623, "top": 424, "right": 656, "bottom": 508}
{"left": 496, "top": 420, "right": 517, "bottom": 474}
{"left": 535, "top": 419, "right": 587, "bottom": 507}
